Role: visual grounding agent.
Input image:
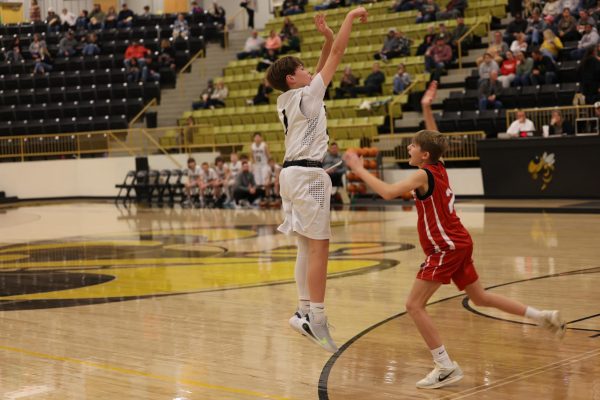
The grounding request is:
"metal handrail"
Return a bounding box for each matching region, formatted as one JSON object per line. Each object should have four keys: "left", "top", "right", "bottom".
{"left": 140, "top": 128, "right": 183, "bottom": 168}
{"left": 505, "top": 105, "right": 596, "bottom": 134}
{"left": 129, "top": 97, "right": 158, "bottom": 128}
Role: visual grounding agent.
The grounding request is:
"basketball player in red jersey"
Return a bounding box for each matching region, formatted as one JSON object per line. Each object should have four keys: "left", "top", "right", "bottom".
{"left": 343, "top": 81, "right": 566, "bottom": 389}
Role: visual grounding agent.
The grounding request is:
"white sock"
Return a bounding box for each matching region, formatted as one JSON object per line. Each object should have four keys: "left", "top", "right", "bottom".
{"left": 310, "top": 302, "right": 326, "bottom": 323}
{"left": 294, "top": 235, "right": 309, "bottom": 308}
{"left": 298, "top": 299, "right": 310, "bottom": 316}
{"left": 431, "top": 345, "right": 453, "bottom": 368}
{"left": 525, "top": 306, "right": 543, "bottom": 322}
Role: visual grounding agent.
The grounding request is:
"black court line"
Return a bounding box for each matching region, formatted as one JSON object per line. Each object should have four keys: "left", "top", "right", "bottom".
{"left": 317, "top": 266, "right": 600, "bottom": 400}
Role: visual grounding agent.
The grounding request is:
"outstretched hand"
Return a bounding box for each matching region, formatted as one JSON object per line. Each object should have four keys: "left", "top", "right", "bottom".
{"left": 343, "top": 151, "right": 363, "bottom": 171}
{"left": 421, "top": 80, "right": 438, "bottom": 107}
{"left": 314, "top": 14, "right": 334, "bottom": 40}
{"left": 349, "top": 6, "right": 368, "bottom": 23}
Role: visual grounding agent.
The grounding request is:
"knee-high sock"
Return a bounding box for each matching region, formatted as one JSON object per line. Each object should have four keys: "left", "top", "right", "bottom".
{"left": 295, "top": 235, "right": 310, "bottom": 314}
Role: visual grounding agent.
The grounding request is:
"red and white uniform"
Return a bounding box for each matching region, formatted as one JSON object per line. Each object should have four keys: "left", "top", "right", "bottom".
{"left": 413, "top": 162, "right": 478, "bottom": 290}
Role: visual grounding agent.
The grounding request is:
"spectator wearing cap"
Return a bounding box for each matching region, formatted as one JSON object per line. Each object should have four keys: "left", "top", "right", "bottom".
{"left": 46, "top": 8, "right": 61, "bottom": 33}
{"left": 436, "top": 0, "right": 467, "bottom": 20}
{"left": 571, "top": 21, "right": 599, "bottom": 59}
{"left": 117, "top": 3, "right": 135, "bottom": 28}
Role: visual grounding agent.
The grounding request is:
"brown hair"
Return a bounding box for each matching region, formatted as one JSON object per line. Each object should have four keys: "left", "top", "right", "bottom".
{"left": 266, "top": 56, "right": 303, "bottom": 92}
{"left": 413, "top": 130, "right": 447, "bottom": 162}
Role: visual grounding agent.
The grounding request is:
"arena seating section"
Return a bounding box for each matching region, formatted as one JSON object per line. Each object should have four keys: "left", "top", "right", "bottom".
{"left": 0, "top": 14, "right": 208, "bottom": 136}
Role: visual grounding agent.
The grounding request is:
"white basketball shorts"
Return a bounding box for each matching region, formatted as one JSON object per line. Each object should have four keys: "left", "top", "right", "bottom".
{"left": 278, "top": 166, "right": 331, "bottom": 240}
{"left": 253, "top": 164, "right": 271, "bottom": 186}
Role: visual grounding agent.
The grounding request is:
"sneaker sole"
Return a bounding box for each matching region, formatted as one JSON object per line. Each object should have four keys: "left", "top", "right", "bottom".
{"left": 288, "top": 317, "right": 306, "bottom": 337}
{"left": 301, "top": 321, "right": 338, "bottom": 353}
{"left": 416, "top": 373, "right": 464, "bottom": 389}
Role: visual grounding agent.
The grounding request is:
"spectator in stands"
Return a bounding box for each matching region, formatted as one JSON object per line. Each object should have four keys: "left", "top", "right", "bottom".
{"left": 334, "top": 66, "right": 359, "bottom": 98}
{"left": 46, "top": 8, "right": 61, "bottom": 33}
{"left": 478, "top": 70, "right": 503, "bottom": 111}
{"left": 416, "top": 25, "right": 437, "bottom": 55}
{"left": 191, "top": 1, "right": 204, "bottom": 14}
{"left": 478, "top": 31, "right": 508, "bottom": 65}
{"left": 257, "top": 48, "right": 278, "bottom": 72}
{"left": 193, "top": 79, "right": 214, "bottom": 109}
{"left": 29, "top": 0, "right": 41, "bottom": 23}
{"left": 252, "top": 79, "right": 273, "bottom": 105}
{"left": 374, "top": 28, "right": 400, "bottom": 60}
{"left": 512, "top": 50, "right": 533, "bottom": 86}
{"left": 571, "top": 21, "right": 599, "bottom": 59}
{"left": 158, "top": 39, "right": 176, "bottom": 71}
{"left": 234, "top": 160, "right": 263, "bottom": 207}
{"left": 507, "top": 110, "right": 536, "bottom": 137}
{"left": 60, "top": 8, "right": 77, "bottom": 30}
{"left": 82, "top": 33, "right": 101, "bottom": 56}
{"left": 209, "top": 80, "right": 228, "bottom": 108}
{"left": 540, "top": 29, "right": 563, "bottom": 59}
{"left": 4, "top": 37, "right": 23, "bottom": 62}
{"left": 124, "top": 41, "right": 150, "bottom": 68}
{"left": 525, "top": 10, "right": 546, "bottom": 46}
{"left": 33, "top": 54, "right": 52, "bottom": 74}
{"left": 281, "top": 29, "right": 301, "bottom": 54}
{"left": 549, "top": 110, "right": 574, "bottom": 135}
{"left": 209, "top": 2, "right": 226, "bottom": 28}
{"left": 58, "top": 31, "right": 78, "bottom": 57}
{"left": 557, "top": 8, "right": 579, "bottom": 42}
{"left": 172, "top": 13, "right": 189, "bottom": 39}
{"left": 436, "top": 0, "right": 467, "bottom": 20}
{"left": 578, "top": 46, "right": 600, "bottom": 104}
{"left": 577, "top": 9, "right": 596, "bottom": 27}
{"left": 104, "top": 6, "right": 118, "bottom": 29}
{"left": 393, "top": 63, "right": 412, "bottom": 94}
{"left": 323, "top": 142, "right": 347, "bottom": 188}
{"left": 280, "top": 17, "right": 298, "bottom": 41}
{"left": 542, "top": 0, "right": 562, "bottom": 18}
{"left": 265, "top": 29, "right": 283, "bottom": 54}
{"left": 530, "top": 49, "right": 557, "bottom": 84}
{"left": 141, "top": 5, "right": 152, "bottom": 18}
{"left": 417, "top": 0, "right": 439, "bottom": 23}
{"left": 435, "top": 23, "right": 451, "bottom": 44}
{"left": 117, "top": 3, "right": 135, "bottom": 28}
{"left": 425, "top": 38, "right": 452, "bottom": 81}
{"left": 510, "top": 32, "right": 529, "bottom": 53}
{"left": 450, "top": 16, "right": 471, "bottom": 50}
{"left": 142, "top": 58, "right": 160, "bottom": 83}
{"left": 237, "top": 31, "right": 265, "bottom": 59}
{"left": 183, "top": 157, "right": 201, "bottom": 207}
{"left": 88, "top": 4, "right": 105, "bottom": 30}
{"left": 478, "top": 53, "right": 499, "bottom": 83}
{"left": 350, "top": 62, "right": 386, "bottom": 97}
{"left": 76, "top": 10, "right": 89, "bottom": 31}
{"left": 240, "top": 0, "right": 256, "bottom": 29}
{"left": 282, "top": 0, "right": 306, "bottom": 16}
{"left": 126, "top": 57, "right": 142, "bottom": 83}
{"left": 503, "top": 13, "right": 528, "bottom": 45}
{"left": 498, "top": 50, "right": 517, "bottom": 88}
{"left": 29, "top": 33, "right": 51, "bottom": 61}
{"left": 314, "top": 0, "right": 342, "bottom": 11}
{"left": 591, "top": 1, "right": 600, "bottom": 22}
{"left": 391, "top": 0, "right": 422, "bottom": 12}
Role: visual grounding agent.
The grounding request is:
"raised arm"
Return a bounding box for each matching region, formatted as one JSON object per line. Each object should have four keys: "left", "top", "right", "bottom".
{"left": 314, "top": 14, "right": 334, "bottom": 74}
{"left": 421, "top": 80, "right": 439, "bottom": 132}
{"left": 319, "top": 7, "right": 368, "bottom": 87}
{"left": 343, "top": 152, "right": 428, "bottom": 200}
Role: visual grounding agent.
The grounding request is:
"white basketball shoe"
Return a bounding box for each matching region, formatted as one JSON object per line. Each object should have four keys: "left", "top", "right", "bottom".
{"left": 539, "top": 310, "right": 566, "bottom": 338}
{"left": 416, "top": 361, "right": 464, "bottom": 389}
{"left": 299, "top": 312, "right": 339, "bottom": 353}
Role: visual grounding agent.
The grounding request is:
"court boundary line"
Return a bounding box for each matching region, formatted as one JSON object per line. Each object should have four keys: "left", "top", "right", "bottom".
{"left": 318, "top": 265, "right": 600, "bottom": 400}
{"left": 0, "top": 343, "right": 296, "bottom": 400}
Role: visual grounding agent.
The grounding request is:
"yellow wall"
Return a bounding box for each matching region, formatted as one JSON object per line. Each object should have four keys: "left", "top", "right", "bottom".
{"left": 0, "top": 2, "right": 23, "bottom": 23}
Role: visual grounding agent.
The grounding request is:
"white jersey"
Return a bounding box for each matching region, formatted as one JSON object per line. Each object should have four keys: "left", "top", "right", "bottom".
{"left": 214, "top": 165, "right": 227, "bottom": 180}
{"left": 252, "top": 142, "right": 268, "bottom": 165}
{"left": 200, "top": 167, "right": 217, "bottom": 182}
{"left": 276, "top": 73, "right": 328, "bottom": 162}
{"left": 186, "top": 166, "right": 201, "bottom": 182}
{"left": 227, "top": 161, "right": 242, "bottom": 180}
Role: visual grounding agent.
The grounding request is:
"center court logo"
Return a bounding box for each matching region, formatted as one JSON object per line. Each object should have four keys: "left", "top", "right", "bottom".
{"left": 528, "top": 152, "right": 555, "bottom": 191}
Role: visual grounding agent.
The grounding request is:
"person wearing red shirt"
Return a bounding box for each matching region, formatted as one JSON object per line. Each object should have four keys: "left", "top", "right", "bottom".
{"left": 343, "top": 81, "right": 566, "bottom": 390}
{"left": 498, "top": 50, "right": 517, "bottom": 88}
{"left": 124, "top": 40, "right": 150, "bottom": 68}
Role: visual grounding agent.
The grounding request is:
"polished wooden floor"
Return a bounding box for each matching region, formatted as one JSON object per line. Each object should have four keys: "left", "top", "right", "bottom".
{"left": 0, "top": 200, "right": 598, "bottom": 399}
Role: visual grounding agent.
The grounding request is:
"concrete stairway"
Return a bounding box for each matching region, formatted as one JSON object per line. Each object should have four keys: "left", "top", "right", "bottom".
{"left": 154, "top": 30, "right": 251, "bottom": 128}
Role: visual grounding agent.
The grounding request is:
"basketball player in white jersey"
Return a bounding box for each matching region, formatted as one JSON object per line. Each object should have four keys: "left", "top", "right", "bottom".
{"left": 250, "top": 133, "right": 271, "bottom": 187}
{"left": 213, "top": 156, "right": 228, "bottom": 207}
{"left": 266, "top": 7, "right": 368, "bottom": 352}
{"left": 225, "top": 152, "right": 242, "bottom": 204}
{"left": 183, "top": 157, "right": 202, "bottom": 207}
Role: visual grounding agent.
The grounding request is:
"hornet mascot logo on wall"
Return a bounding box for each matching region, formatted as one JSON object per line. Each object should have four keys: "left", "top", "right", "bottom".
{"left": 528, "top": 152, "right": 555, "bottom": 191}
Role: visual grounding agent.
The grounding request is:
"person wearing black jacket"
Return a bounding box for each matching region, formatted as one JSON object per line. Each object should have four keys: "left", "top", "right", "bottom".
{"left": 578, "top": 46, "right": 600, "bottom": 104}
{"left": 503, "top": 13, "right": 528, "bottom": 45}
{"left": 350, "top": 63, "right": 385, "bottom": 97}
{"left": 530, "top": 49, "right": 557, "bottom": 85}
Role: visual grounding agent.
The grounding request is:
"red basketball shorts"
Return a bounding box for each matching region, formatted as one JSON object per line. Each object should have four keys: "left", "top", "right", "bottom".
{"left": 417, "top": 245, "right": 479, "bottom": 291}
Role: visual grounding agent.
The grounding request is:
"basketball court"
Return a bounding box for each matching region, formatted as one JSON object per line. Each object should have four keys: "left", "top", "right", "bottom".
{"left": 0, "top": 200, "right": 598, "bottom": 399}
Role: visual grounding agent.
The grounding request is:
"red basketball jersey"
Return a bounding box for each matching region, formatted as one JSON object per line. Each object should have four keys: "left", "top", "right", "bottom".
{"left": 413, "top": 162, "right": 472, "bottom": 255}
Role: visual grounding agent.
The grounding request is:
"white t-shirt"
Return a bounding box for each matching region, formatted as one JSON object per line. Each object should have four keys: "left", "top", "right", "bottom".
{"left": 252, "top": 142, "right": 268, "bottom": 165}
{"left": 507, "top": 118, "right": 536, "bottom": 136}
{"left": 277, "top": 73, "right": 328, "bottom": 162}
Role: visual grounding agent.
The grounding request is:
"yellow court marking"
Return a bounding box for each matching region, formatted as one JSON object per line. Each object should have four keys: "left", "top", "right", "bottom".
{"left": 0, "top": 344, "right": 297, "bottom": 400}
{"left": 0, "top": 241, "right": 163, "bottom": 253}
{"left": 440, "top": 348, "right": 600, "bottom": 400}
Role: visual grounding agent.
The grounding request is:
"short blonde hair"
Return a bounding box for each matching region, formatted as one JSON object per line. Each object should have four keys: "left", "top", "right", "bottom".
{"left": 413, "top": 130, "right": 448, "bottom": 162}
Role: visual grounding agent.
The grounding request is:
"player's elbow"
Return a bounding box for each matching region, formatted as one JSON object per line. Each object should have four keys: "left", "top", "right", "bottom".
{"left": 381, "top": 190, "right": 396, "bottom": 201}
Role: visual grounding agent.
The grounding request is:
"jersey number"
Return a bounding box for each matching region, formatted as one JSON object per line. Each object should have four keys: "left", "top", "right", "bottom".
{"left": 282, "top": 109, "right": 288, "bottom": 136}
{"left": 446, "top": 188, "right": 455, "bottom": 214}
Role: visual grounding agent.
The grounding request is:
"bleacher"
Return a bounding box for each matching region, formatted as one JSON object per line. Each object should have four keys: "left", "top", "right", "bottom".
{"left": 0, "top": 13, "right": 207, "bottom": 136}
